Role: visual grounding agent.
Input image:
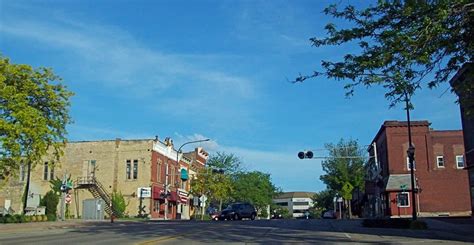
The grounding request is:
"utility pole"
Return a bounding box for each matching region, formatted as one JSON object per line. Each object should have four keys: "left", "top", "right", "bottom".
{"left": 405, "top": 92, "right": 417, "bottom": 221}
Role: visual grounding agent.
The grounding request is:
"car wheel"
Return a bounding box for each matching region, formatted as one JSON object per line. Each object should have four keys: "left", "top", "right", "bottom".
{"left": 233, "top": 213, "right": 240, "bottom": 220}
{"left": 251, "top": 213, "right": 256, "bottom": 220}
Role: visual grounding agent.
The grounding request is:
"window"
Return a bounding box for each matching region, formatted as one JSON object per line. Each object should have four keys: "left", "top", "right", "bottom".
{"left": 50, "top": 163, "right": 55, "bottom": 180}
{"left": 126, "top": 160, "right": 131, "bottom": 180}
{"left": 133, "top": 159, "right": 138, "bottom": 179}
{"left": 293, "top": 202, "right": 309, "bottom": 206}
{"left": 19, "top": 164, "right": 27, "bottom": 182}
{"left": 276, "top": 202, "right": 288, "bottom": 206}
{"left": 436, "top": 156, "right": 445, "bottom": 168}
{"left": 406, "top": 157, "right": 416, "bottom": 170}
{"left": 43, "top": 162, "right": 49, "bottom": 180}
{"left": 397, "top": 192, "right": 410, "bottom": 207}
{"left": 456, "top": 155, "right": 465, "bottom": 169}
{"left": 157, "top": 160, "right": 162, "bottom": 183}
{"left": 170, "top": 166, "right": 175, "bottom": 186}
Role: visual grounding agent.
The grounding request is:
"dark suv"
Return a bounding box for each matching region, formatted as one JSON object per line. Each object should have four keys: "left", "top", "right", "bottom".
{"left": 219, "top": 203, "right": 257, "bottom": 220}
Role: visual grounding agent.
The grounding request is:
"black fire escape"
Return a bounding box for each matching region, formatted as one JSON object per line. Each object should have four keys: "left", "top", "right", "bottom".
{"left": 75, "top": 176, "right": 117, "bottom": 217}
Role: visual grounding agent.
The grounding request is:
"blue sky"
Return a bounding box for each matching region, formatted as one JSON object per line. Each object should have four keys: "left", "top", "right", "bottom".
{"left": 0, "top": 0, "right": 462, "bottom": 192}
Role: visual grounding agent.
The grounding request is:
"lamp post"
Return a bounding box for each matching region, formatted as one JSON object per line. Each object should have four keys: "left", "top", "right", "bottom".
{"left": 164, "top": 138, "right": 210, "bottom": 220}
{"left": 404, "top": 92, "right": 417, "bottom": 221}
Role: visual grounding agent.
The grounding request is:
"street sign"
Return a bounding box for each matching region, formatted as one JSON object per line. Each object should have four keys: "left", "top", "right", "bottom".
{"left": 400, "top": 184, "right": 407, "bottom": 191}
{"left": 199, "top": 195, "right": 207, "bottom": 203}
{"left": 137, "top": 187, "right": 151, "bottom": 198}
{"left": 337, "top": 197, "right": 343, "bottom": 203}
{"left": 65, "top": 194, "right": 72, "bottom": 204}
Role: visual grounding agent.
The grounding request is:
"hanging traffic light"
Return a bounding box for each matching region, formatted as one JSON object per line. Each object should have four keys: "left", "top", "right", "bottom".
{"left": 297, "top": 151, "right": 313, "bottom": 159}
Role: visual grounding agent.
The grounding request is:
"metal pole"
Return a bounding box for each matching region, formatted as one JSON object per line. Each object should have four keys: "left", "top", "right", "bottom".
{"left": 405, "top": 93, "right": 417, "bottom": 221}
{"left": 164, "top": 161, "right": 169, "bottom": 220}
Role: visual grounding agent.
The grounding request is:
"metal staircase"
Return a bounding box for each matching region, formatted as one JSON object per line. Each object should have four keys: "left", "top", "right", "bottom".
{"left": 76, "top": 176, "right": 117, "bottom": 217}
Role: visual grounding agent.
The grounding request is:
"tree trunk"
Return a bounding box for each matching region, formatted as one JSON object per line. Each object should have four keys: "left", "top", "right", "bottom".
{"left": 219, "top": 199, "right": 223, "bottom": 211}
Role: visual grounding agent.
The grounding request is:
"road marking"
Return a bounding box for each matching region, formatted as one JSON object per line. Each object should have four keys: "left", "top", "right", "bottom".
{"left": 344, "top": 233, "right": 351, "bottom": 239}
{"left": 136, "top": 235, "right": 178, "bottom": 245}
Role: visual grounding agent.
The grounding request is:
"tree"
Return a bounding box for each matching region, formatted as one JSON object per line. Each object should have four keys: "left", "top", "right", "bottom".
{"left": 191, "top": 152, "right": 242, "bottom": 211}
{"left": 295, "top": 1, "right": 473, "bottom": 112}
{"left": 112, "top": 191, "right": 128, "bottom": 218}
{"left": 231, "top": 171, "right": 279, "bottom": 213}
{"left": 190, "top": 166, "right": 233, "bottom": 211}
{"left": 320, "top": 139, "right": 365, "bottom": 218}
{"left": 313, "top": 189, "right": 336, "bottom": 211}
{"left": 0, "top": 56, "right": 73, "bottom": 180}
{"left": 206, "top": 152, "right": 243, "bottom": 174}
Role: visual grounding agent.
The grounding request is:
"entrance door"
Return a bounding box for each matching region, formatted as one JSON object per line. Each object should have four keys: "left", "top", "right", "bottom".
{"left": 82, "top": 160, "right": 97, "bottom": 180}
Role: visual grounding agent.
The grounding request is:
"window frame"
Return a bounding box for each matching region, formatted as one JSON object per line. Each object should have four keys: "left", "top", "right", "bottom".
{"left": 456, "top": 155, "right": 465, "bottom": 169}
{"left": 126, "top": 160, "right": 131, "bottom": 180}
{"left": 406, "top": 157, "right": 416, "bottom": 171}
{"left": 43, "top": 162, "right": 49, "bottom": 180}
{"left": 397, "top": 192, "right": 410, "bottom": 207}
{"left": 133, "top": 159, "right": 138, "bottom": 180}
{"left": 436, "top": 155, "right": 445, "bottom": 168}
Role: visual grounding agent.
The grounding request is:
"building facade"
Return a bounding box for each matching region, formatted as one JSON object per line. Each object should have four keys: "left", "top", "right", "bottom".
{"left": 364, "top": 121, "right": 471, "bottom": 218}
{"left": 450, "top": 63, "right": 474, "bottom": 217}
{"left": 273, "top": 192, "right": 315, "bottom": 218}
{"left": 0, "top": 137, "right": 208, "bottom": 219}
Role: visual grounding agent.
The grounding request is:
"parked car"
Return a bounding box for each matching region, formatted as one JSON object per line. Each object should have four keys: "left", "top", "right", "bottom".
{"left": 219, "top": 203, "right": 257, "bottom": 220}
{"left": 322, "top": 210, "right": 336, "bottom": 219}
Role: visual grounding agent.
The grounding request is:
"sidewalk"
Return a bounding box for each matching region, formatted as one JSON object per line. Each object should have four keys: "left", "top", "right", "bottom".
{"left": 0, "top": 220, "right": 105, "bottom": 234}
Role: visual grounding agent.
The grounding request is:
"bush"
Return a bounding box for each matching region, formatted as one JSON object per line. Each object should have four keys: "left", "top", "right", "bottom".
{"left": 362, "top": 218, "right": 427, "bottom": 229}
{"left": 47, "top": 214, "right": 56, "bottom": 221}
{"left": 112, "top": 191, "right": 128, "bottom": 218}
{"left": 24, "top": 216, "right": 31, "bottom": 222}
{"left": 40, "top": 190, "right": 59, "bottom": 221}
{"left": 41, "top": 215, "right": 47, "bottom": 222}
{"left": 30, "top": 215, "right": 37, "bottom": 222}
{"left": 13, "top": 214, "right": 26, "bottom": 223}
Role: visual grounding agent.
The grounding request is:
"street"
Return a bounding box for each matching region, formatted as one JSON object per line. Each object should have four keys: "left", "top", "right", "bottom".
{"left": 1, "top": 218, "right": 473, "bottom": 244}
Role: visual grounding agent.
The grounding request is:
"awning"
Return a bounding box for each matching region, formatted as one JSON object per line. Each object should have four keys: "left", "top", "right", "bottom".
{"left": 385, "top": 174, "right": 412, "bottom": 191}
{"left": 168, "top": 191, "right": 178, "bottom": 202}
{"left": 152, "top": 186, "right": 164, "bottom": 200}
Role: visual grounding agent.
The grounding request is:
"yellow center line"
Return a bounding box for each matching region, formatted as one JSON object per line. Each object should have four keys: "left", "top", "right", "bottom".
{"left": 136, "top": 235, "right": 179, "bottom": 245}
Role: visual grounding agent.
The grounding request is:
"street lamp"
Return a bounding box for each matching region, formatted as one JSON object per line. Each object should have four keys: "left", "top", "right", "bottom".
{"left": 404, "top": 92, "right": 417, "bottom": 221}
{"left": 164, "top": 138, "right": 210, "bottom": 220}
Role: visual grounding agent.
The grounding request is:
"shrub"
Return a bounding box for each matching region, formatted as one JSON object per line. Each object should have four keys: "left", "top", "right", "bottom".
{"left": 40, "top": 190, "right": 59, "bottom": 221}
{"left": 112, "top": 191, "right": 128, "bottom": 218}
{"left": 5, "top": 215, "right": 15, "bottom": 223}
{"left": 41, "top": 215, "right": 47, "bottom": 222}
{"left": 30, "top": 215, "right": 37, "bottom": 222}
{"left": 24, "top": 216, "right": 31, "bottom": 222}
{"left": 47, "top": 214, "right": 56, "bottom": 221}
{"left": 13, "top": 214, "right": 26, "bottom": 223}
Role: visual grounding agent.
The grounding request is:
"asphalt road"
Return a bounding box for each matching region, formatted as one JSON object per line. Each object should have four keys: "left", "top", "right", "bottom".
{"left": 0, "top": 219, "right": 473, "bottom": 244}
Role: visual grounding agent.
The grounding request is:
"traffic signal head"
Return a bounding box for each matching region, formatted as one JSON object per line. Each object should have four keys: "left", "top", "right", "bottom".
{"left": 212, "top": 169, "right": 224, "bottom": 174}
{"left": 297, "top": 151, "right": 313, "bottom": 159}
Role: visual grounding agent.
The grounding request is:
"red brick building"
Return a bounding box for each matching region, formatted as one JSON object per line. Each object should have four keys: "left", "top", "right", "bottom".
{"left": 450, "top": 63, "right": 474, "bottom": 217}
{"left": 365, "top": 121, "right": 471, "bottom": 218}
{"left": 149, "top": 137, "right": 208, "bottom": 220}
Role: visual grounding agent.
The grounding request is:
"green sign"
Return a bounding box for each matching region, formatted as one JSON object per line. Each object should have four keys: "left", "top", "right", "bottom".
{"left": 400, "top": 184, "right": 407, "bottom": 191}
{"left": 181, "top": 169, "right": 189, "bottom": 181}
